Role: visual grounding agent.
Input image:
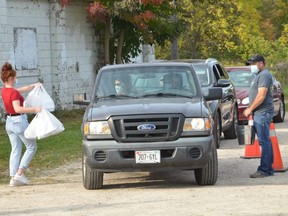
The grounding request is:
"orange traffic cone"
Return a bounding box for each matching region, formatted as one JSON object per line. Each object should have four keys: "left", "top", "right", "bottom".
{"left": 240, "top": 116, "right": 261, "bottom": 159}
{"left": 270, "top": 123, "right": 287, "bottom": 172}
{"left": 240, "top": 137, "right": 261, "bottom": 159}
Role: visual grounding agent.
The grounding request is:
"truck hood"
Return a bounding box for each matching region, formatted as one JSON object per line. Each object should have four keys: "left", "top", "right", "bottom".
{"left": 86, "top": 97, "right": 209, "bottom": 121}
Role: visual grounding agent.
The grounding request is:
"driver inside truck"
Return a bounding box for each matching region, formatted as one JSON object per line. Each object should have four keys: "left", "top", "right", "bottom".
{"left": 163, "top": 74, "right": 183, "bottom": 89}
{"left": 114, "top": 79, "right": 126, "bottom": 95}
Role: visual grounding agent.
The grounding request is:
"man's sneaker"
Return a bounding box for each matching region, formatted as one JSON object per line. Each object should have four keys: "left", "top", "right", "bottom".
{"left": 14, "top": 173, "right": 29, "bottom": 185}
{"left": 250, "top": 171, "right": 270, "bottom": 178}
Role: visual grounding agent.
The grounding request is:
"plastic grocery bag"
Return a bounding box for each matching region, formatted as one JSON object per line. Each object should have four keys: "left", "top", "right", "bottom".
{"left": 24, "top": 84, "right": 55, "bottom": 111}
{"left": 24, "top": 108, "right": 64, "bottom": 139}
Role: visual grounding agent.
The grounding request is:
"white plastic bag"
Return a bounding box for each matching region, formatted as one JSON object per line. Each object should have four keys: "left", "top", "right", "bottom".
{"left": 24, "top": 108, "right": 64, "bottom": 139}
{"left": 24, "top": 84, "right": 55, "bottom": 111}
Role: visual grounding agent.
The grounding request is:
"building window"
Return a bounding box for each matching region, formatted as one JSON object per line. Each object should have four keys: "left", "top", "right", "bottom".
{"left": 14, "top": 28, "right": 38, "bottom": 70}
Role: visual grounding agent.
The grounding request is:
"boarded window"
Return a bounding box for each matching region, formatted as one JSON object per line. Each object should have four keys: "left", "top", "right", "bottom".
{"left": 14, "top": 28, "right": 38, "bottom": 70}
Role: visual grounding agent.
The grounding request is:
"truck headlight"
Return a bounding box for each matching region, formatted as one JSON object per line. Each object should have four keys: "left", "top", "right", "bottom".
{"left": 183, "top": 118, "right": 211, "bottom": 131}
{"left": 84, "top": 121, "right": 111, "bottom": 135}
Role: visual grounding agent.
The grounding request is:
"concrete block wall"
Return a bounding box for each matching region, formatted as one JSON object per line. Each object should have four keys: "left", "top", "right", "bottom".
{"left": 0, "top": 0, "right": 101, "bottom": 120}
{"left": 0, "top": 0, "right": 8, "bottom": 121}
{"left": 49, "top": 1, "right": 102, "bottom": 109}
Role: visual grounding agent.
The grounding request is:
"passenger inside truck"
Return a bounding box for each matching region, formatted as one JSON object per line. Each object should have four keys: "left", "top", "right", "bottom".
{"left": 163, "top": 74, "right": 183, "bottom": 89}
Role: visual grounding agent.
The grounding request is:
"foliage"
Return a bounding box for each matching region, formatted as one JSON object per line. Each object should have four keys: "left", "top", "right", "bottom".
{"left": 175, "top": 0, "right": 239, "bottom": 59}
{"left": 156, "top": 0, "right": 288, "bottom": 72}
{"left": 260, "top": 0, "right": 288, "bottom": 40}
{"left": 82, "top": 0, "right": 182, "bottom": 64}
{"left": 86, "top": 1, "right": 110, "bottom": 24}
{"left": 60, "top": 0, "right": 288, "bottom": 83}
{"left": 60, "top": 0, "right": 71, "bottom": 8}
{"left": 268, "top": 24, "right": 288, "bottom": 85}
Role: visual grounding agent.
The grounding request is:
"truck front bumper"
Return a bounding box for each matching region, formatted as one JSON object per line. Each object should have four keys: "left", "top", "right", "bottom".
{"left": 83, "top": 135, "right": 214, "bottom": 172}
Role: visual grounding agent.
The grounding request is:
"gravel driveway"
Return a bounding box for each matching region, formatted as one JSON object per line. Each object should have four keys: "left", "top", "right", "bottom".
{"left": 1, "top": 119, "right": 288, "bottom": 216}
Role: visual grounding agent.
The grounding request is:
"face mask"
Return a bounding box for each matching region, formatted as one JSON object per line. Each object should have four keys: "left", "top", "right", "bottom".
{"left": 15, "top": 79, "right": 18, "bottom": 85}
{"left": 115, "top": 85, "right": 124, "bottom": 94}
{"left": 251, "top": 65, "right": 259, "bottom": 73}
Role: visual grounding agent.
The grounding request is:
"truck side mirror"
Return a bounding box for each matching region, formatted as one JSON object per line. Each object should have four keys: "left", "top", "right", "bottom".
{"left": 203, "top": 87, "right": 223, "bottom": 101}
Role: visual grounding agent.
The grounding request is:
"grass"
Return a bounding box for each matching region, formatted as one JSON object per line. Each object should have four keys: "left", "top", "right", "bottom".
{"left": 0, "top": 108, "right": 85, "bottom": 184}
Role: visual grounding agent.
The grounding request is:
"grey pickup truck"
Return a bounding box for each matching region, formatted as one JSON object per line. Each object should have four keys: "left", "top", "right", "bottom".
{"left": 74, "top": 62, "right": 222, "bottom": 190}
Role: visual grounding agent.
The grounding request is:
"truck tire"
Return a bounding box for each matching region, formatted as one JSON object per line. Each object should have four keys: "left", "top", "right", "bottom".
{"left": 194, "top": 139, "right": 218, "bottom": 185}
{"left": 214, "top": 111, "right": 221, "bottom": 149}
{"left": 273, "top": 98, "right": 285, "bottom": 123}
{"left": 223, "top": 108, "right": 237, "bottom": 139}
{"left": 82, "top": 154, "right": 103, "bottom": 190}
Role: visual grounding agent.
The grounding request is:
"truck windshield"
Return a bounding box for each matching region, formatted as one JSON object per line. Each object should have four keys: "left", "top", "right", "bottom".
{"left": 192, "top": 65, "right": 211, "bottom": 87}
{"left": 227, "top": 70, "right": 256, "bottom": 87}
{"left": 95, "top": 65, "right": 199, "bottom": 99}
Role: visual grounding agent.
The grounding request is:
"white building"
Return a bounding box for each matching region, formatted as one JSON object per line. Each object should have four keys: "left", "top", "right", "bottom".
{"left": 0, "top": 0, "right": 101, "bottom": 121}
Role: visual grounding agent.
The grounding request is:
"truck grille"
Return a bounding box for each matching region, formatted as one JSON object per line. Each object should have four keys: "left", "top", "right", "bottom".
{"left": 110, "top": 114, "right": 183, "bottom": 142}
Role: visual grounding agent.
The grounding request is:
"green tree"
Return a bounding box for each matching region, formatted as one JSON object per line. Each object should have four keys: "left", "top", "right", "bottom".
{"left": 156, "top": 0, "right": 241, "bottom": 61}
{"left": 269, "top": 24, "right": 288, "bottom": 84}
{"left": 156, "top": 0, "right": 288, "bottom": 66}
{"left": 260, "top": 0, "right": 288, "bottom": 40}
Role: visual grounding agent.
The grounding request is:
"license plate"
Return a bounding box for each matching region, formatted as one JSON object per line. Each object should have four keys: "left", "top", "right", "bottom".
{"left": 135, "top": 150, "right": 161, "bottom": 164}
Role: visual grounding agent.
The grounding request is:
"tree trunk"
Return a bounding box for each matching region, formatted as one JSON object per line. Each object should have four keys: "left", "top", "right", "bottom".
{"left": 104, "top": 19, "right": 110, "bottom": 65}
{"left": 116, "top": 28, "right": 125, "bottom": 64}
{"left": 171, "top": 1, "right": 178, "bottom": 59}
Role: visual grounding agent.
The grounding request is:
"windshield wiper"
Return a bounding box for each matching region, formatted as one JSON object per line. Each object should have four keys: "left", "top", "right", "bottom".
{"left": 142, "top": 93, "right": 193, "bottom": 99}
{"left": 96, "top": 94, "right": 138, "bottom": 100}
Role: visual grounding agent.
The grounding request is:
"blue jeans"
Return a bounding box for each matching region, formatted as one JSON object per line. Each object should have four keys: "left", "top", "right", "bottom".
{"left": 253, "top": 110, "right": 274, "bottom": 175}
{"left": 5, "top": 114, "right": 37, "bottom": 177}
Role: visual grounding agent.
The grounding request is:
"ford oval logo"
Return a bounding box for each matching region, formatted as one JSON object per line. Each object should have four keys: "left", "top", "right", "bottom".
{"left": 137, "top": 124, "right": 156, "bottom": 131}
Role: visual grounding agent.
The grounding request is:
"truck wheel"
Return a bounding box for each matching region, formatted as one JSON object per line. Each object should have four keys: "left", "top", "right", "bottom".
{"left": 273, "top": 98, "right": 285, "bottom": 123}
{"left": 194, "top": 139, "right": 218, "bottom": 185}
{"left": 82, "top": 154, "right": 103, "bottom": 190}
{"left": 223, "top": 108, "right": 237, "bottom": 139}
{"left": 214, "top": 111, "right": 221, "bottom": 149}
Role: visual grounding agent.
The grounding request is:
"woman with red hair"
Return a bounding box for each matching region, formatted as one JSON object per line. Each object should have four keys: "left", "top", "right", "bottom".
{"left": 1, "top": 62, "right": 42, "bottom": 187}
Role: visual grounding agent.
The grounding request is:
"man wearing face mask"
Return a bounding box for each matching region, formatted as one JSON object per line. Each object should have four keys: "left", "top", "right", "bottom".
{"left": 243, "top": 54, "right": 274, "bottom": 178}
